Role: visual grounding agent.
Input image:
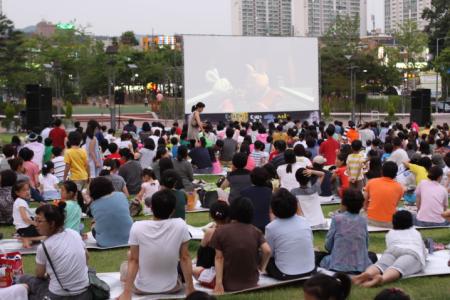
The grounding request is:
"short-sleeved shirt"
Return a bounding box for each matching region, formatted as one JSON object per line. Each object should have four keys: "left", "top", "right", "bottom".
{"left": 319, "top": 138, "right": 340, "bottom": 166}
{"left": 210, "top": 222, "right": 265, "bottom": 292}
{"left": 291, "top": 181, "right": 326, "bottom": 227}
{"left": 23, "top": 161, "right": 39, "bottom": 188}
{"left": 277, "top": 162, "right": 304, "bottom": 192}
{"left": 189, "top": 147, "right": 212, "bottom": 169}
{"left": 119, "top": 160, "right": 143, "bottom": 195}
{"left": 221, "top": 138, "right": 237, "bottom": 162}
{"left": 49, "top": 127, "right": 67, "bottom": 149}
{"left": 140, "top": 180, "right": 160, "bottom": 201}
{"left": 226, "top": 169, "right": 252, "bottom": 203}
{"left": 387, "top": 148, "right": 409, "bottom": 167}
{"left": 265, "top": 216, "right": 315, "bottom": 275}
{"left": 415, "top": 180, "right": 448, "bottom": 223}
{"left": 90, "top": 192, "right": 133, "bottom": 247}
{"left": 171, "top": 189, "right": 187, "bottom": 220}
{"left": 104, "top": 174, "right": 127, "bottom": 192}
{"left": 408, "top": 163, "right": 428, "bottom": 186}
{"left": 38, "top": 174, "right": 59, "bottom": 192}
{"left": 36, "top": 229, "right": 89, "bottom": 296}
{"left": 51, "top": 156, "right": 66, "bottom": 182}
{"left": 13, "top": 198, "right": 33, "bottom": 229}
{"left": 241, "top": 186, "right": 272, "bottom": 231}
{"left": 64, "top": 148, "right": 88, "bottom": 180}
{"left": 335, "top": 166, "right": 349, "bottom": 197}
{"left": 346, "top": 153, "right": 365, "bottom": 181}
{"left": 366, "top": 177, "right": 403, "bottom": 222}
{"left": 128, "top": 219, "right": 190, "bottom": 293}
{"left": 64, "top": 200, "right": 82, "bottom": 232}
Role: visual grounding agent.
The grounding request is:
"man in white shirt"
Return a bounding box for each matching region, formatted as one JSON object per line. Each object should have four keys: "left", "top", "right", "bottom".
{"left": 387, "top": 137, "right": 409, "bottom": 169}
{"left": 23, "top": 133, "right": 45, "bottom": 170}
{"left": 119, "top": 189, "right": 195, "bottom": 299}
{"left": 40, "top": 123, "right": 53, "bottom": 141}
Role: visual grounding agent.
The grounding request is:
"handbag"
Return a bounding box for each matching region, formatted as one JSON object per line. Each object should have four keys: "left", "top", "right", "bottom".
{"left": 42, "top": 242, "right": 110, "bottom": 300}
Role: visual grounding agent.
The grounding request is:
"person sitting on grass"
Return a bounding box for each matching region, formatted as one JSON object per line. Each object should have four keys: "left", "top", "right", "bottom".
{"left": 353, "top": 210, "right": 427, "bottom": 288}
{"left": 414, "top": 166, "right": 449, "bottom": 227}
{"left": 18, "top": 203, "right": 90, "bottom": 299}
{"left": 303, "top": 272, "right": 351, "bottom": 300}
{"left": 119, "top": 189, "right": 195, "bottom": 299}
{"left": 12, "top": 180, "right": 45, "bottom": 248}
{"left": 240, "top": 167, "right": 272, "bottom": 232}
{"left": 99, "top": 158, "right": 129, "bottom": 196}
{"left": 290, "top": 167, "right": 327, "bottom": 229}
{"left": 0, "top": 169, "right": 17, "bottom": 225}
{"left": 193, "top": 201, "right": 230, "bottom": 288}
{"left": 89, "top": 177, "right": 133, "bottom": 247}
{"left": 210, "top": 196, "right": 271, "bottom": 294}
{"left": 160, "top": 169, "right": 186, "bottom": 220}
{"left": 374, "top": 288, "right": 411, "bottom": 300}
{"left": 135, "top": 168, "right": 160, "bottom": 203}
{"left": 317, "top": 189, "right": 377, "bottom": 274}
{"left": 265, "top": 188, "right": 316, "bottom": 280}
{"left": 220, "top": 152, "right": 252, "bottom": 203}
{"left": 38, "top": 161, "right": 60, "bottom": 201}
{"left": 60, "top": 180, "right": 83, "bottom": 234}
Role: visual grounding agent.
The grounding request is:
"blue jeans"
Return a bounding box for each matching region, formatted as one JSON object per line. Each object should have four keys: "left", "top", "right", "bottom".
{"left": 414, "top": 219, "right": 450, "bottom": 227}
{"left": 30, "top": 187, "right": 44, "bottom": 202}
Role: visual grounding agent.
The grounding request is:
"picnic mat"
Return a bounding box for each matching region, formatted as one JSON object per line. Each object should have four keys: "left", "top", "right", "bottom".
{"left": 99, "top": 252, "right": 450, "bottom": 299}
{"left": 99, "top": 271, "right": 312, "bottom": 299}
{"left": 319, "top": 195, "right": 341, "bottom": 205}
{"left": 0, "top": 232, "right": 129, "bottom": 254}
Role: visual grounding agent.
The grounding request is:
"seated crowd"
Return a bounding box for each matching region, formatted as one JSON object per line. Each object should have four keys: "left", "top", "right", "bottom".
{"left": 0, "top": 112, "right": 449, "bottom": 300}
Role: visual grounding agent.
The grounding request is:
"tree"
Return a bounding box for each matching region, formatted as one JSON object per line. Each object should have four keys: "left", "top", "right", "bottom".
{"left": 422, "top": 0, "right": 450, "bottom": 56}
{"left": 120, "top": 31, "right": 139, "bottom": 46}
{"left": 394, "top": 20, "right": 428, "bottom": 68}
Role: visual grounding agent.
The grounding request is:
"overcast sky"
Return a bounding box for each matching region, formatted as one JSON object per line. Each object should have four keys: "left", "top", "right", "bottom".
{"left": 4, "top": 0, "right": 383, "bottom": 36}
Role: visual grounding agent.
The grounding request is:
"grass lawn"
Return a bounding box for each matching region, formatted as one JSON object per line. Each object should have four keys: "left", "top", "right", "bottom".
{"left": 72, "top": 104, "right": 152, "bottom": 115}
{"left": 2, "top": 200, "right": 450, "bottom": 300}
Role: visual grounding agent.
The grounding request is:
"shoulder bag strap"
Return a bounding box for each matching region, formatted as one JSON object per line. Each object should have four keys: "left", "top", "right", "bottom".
{"left": 42, "top": 242, "right": 71, "bottom": 293}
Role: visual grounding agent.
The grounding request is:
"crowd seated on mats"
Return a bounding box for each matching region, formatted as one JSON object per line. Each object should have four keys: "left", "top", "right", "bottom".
{"left": 0, "top": 103, "right": 449, "bottom": 299}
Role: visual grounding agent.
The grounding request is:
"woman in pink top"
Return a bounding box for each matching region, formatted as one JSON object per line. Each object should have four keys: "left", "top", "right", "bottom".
{"left": 240, "top": 143, "right": 255, "bottom": 171}
{"left": 415, "top": 166, "right": 449, "bottom": 227}
{"left": 256, "top": 127, "right": 269, "bottom": 144}
{"left": 18, "top": 148, "right": 39, "bottom": 188}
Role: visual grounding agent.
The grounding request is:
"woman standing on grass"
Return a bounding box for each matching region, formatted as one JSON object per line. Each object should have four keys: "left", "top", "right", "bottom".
{"left": 84, "top": 120, "right": 103, "bottom": 178}
{"left": 187, "top": 102, "right": 205, "bottom": 142}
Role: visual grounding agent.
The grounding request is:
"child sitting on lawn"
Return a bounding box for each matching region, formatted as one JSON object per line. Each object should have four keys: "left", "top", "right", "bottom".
{"left": 12, "top": 181, "right": 45, "bottom": 248}
{"left": 353, "top": 210, "right": 427, "bottom": 287}
{"left": 290, "top": 167, "right": 327, "bottom": 229}
{"left": 317, "top": 188, "right": 377, "bottom": 273}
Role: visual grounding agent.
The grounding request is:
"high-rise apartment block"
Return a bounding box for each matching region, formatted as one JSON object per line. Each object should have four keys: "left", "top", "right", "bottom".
{"left": 385, "top": 0, "right": 431, "bottom": 34}
{"left": 231, "top": 0, "right": 367, "bottom": 37}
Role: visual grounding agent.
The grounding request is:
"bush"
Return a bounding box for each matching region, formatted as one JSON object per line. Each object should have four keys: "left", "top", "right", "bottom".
{"left": 1, "top": 103, "right": 17, "bottom": 129}
{"left": 65, "top": 101, "right": 73, "bottom": 119}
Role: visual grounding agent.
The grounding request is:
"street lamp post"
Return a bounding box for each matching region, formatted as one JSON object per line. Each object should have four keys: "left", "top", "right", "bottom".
{"left": 106, "top": 46, "right": 117, "bottom": 131}
{"left": 345, "top": 55, "right": 359, "bottom": 122}
{"left": 435, "top": 37, "right": 450, "bottom": 113}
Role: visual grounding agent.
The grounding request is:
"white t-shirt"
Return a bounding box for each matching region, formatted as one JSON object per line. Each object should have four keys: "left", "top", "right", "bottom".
{"left": 277, "top": 162, "right": 305, "bottom": 192}
{"left": 129, "top": 218, "right": 190, "bottom": 293}
{"left": 386, "top": 228, "right": 427, "bottom": 267}
{"left": 38, "top": 174, "right": 59, "bottom": 192}
{"left": 13, "top": 198, "right": 33, "bottom": 229}
{"left": 387, "top": 148, "right": 409, "bottom": 167}
{"left": 141, "top": 180, "right": 160, "bottom": 201}
{"left": 51, "top": 156, "right": 66, "bottom": 182}
{"left": 36, "top": 229, "right": 89, "bottom": 296}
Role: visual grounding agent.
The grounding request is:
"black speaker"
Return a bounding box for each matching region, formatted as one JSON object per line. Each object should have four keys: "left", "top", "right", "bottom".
{"left": 410, "top": 89, "right": 431, "bottom": 126}
{"left": 26, "top": 84, "right": 40, "bottom": 110}
{"left": 356, "top": 93, "right": 367, "bottom": 104}
{"left": 114, "top": 90, "right": 125, "bottom": 105}
{"left": 25, "top": 85, "right": 53, "bottom": 131}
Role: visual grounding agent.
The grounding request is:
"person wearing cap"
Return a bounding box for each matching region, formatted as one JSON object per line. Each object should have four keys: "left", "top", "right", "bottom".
{"left": 23, "top": 132, "right": 45, "bottom": 170}
{"left": 123, "top": 119, "right": 137, "bottom": 134}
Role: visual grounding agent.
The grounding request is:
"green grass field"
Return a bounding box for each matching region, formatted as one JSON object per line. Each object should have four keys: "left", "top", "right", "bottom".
{"left": 2, "top": 200, "right": 450, "bottom": 299}
{"left": 1, "top": 133, "right": 450, "bottom": 299}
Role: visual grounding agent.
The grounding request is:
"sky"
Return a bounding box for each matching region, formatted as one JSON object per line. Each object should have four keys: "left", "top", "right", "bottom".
{"left": 4, "top": 0, "right": 383, "bottom": 36}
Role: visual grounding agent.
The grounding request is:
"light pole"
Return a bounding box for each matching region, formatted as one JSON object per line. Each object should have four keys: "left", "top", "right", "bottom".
{"left": 345, "top": 55, "right": 359, "bottom": 122}
{"left": 435, "top": 37, "right": 450, "bottom": 113}
{"left": 106, "top": 45, "right": 117, "bottom": 131}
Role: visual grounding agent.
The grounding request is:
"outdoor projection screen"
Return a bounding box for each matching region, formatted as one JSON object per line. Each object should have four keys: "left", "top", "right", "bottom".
{"left": 183, "top": 35, "right": 319, "bottom": 114}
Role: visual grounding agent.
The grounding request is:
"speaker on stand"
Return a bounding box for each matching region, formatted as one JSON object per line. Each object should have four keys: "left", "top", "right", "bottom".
{"left": 410, "top": 89, "right": 431, "bottom": 126}
{"left": 25, "top": 84, "right": 53, "bottom": 132}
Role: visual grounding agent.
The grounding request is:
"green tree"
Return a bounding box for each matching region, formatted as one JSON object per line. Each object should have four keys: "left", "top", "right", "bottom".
{"left": 120, "top": 31, "right": 139, "bottom": 46}
{"left": 394, "top": 20, "right": 428, "bottom": 68}
{"left": 422, "top": 0, "right": 450, "bottom": 56}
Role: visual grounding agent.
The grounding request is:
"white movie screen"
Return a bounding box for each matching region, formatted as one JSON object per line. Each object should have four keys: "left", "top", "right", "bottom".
{"left": 183, "top": 35, "right": 319, "bottom": 114}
